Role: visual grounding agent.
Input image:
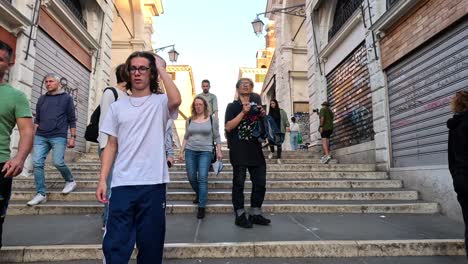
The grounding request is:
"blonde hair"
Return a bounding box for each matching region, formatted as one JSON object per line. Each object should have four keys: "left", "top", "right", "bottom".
{"left": 190, "top": 96, "right": 209, "bottom": 119}
{"left": 451, "top": 90, "right": 468, "bottom": 113}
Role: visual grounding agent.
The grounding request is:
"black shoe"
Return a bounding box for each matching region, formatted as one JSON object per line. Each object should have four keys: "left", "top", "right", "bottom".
{"left": 235, "top": 213, "right": 253, "bottom": 228}
{"left": 193, "top": 194, "right": 199, "bottom": 204}
{"left": 249, "top": 214, "right": 271, "bottom": 225}
{"left": 197, "top": 207, "right": 205, "bottom": 219}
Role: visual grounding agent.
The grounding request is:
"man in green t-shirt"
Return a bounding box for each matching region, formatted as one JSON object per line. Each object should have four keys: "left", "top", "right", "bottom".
{"left": 0, "top": 41, "right": 34, "bottom": 248}
{"left": 197, "top": 79, "right": 218, "bottom": 118}
{"left": 319, "top": 101, "right": 334, "bottom": 164}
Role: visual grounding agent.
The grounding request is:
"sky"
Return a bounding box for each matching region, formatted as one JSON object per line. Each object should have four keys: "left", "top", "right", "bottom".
{"left": 152, "top": 0, "right": 268, "bottom": 136}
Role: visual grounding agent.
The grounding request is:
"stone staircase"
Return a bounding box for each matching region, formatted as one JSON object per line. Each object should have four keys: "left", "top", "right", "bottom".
{"left": 1, "top": 144, "right": 464, "bottom": 262}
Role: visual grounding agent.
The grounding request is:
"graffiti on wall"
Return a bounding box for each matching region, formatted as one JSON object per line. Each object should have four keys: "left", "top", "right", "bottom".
{"left": 326, "top": 43, "right": 374, "bottom": 149}
{"left": 60, "top": 78, "right": 79, "bottom": 116}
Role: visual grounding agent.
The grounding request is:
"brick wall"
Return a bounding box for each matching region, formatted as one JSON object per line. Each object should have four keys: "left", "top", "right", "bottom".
{"left": 380, "top": 0, "right": 468, "bottom": 69}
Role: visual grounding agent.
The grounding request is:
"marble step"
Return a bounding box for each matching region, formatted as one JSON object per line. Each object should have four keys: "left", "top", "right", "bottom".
{"left": 11, "top": 189, "right": 419, "bottom": 202}
{"left": 76, "top": 158, "right": 339, "bottom": 164}
{"left": 1, "top": 239, "right": 463, "bottom": 263}
{"left": 12, "top": 179, "right": 403, "bottom": 190}
{"left": 30, "top": 171, "right": 389, "bottom": 180}
{"left": 76, "top": 151, "right": 324, "bottom": 162}
{"left": 1, "top": 213, "right": 462, "bottom": 262}
{"left": 6, "top": 200, "right": 440, "bottom": 215}
{"left": 45, "top": 163, "right": 376, "bottom": 172}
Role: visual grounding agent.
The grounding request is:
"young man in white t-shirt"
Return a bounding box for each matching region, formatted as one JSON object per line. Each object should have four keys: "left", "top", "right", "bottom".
{"left": 96, "top": 51, "right": 181, "bottom": 264}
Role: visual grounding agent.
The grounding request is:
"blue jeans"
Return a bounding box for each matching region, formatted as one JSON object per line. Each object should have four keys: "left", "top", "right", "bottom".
{"left": 290, "top": 131, "right": 299, "bottom": 151}
{"left": 185, "top": 149, "right": 211, "bottom": 208}
{"left": 98, "top": 147, "right": 113, "bottom": 226}
{"left": 33, "top": 135, "right": 74, "bottom": 195}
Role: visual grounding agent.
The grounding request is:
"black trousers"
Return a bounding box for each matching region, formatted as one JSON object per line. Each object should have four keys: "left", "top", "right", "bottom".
{"left": 451, "top": 167, "right": 468, "bottom": 258}
{"left": 232, "top": 165, "right": 266, "bottom": 213}
{"left": 0, "top": 163, "right": 12, "bottom": 249}
{"left": 269, "top": 144, "right": 282, "bottom": 159}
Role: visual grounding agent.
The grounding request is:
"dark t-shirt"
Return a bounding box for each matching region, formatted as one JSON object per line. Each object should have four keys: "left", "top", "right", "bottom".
{"left": 225, "top": 94, "right": 265, "bottom": 167}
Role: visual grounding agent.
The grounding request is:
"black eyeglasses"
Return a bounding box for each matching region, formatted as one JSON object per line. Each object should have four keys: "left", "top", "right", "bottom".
{"left": 129, "top": 66, "right": 150, "bottom": 74}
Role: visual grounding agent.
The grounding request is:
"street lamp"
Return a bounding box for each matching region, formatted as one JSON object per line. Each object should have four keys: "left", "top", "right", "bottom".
{"left": 154, "top": 44, "right": 179, "bottom": 63}
{"left": 251, "top": 4, "right": 306, "bottom": 37}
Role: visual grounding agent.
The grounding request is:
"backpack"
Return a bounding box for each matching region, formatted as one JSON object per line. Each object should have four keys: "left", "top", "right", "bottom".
{"left": 84, "top": 87, "right": 118, "bottom": 143}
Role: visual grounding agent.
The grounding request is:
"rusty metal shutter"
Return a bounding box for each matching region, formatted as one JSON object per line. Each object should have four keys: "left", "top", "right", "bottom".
{"left": 326, "top": 42, "right": 374, "bottom": 149}
{"left": 31, "top": 29, "right": 90, "bottom": 153}
{"left": 387, "top": 18, "right": 468, "bottom": 167}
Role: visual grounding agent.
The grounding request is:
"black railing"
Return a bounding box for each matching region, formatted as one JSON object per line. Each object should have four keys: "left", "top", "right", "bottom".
{"left": 387, "top": 0, "right": 400, "bottom": 9}
{"left": 61, "top": 0, "right": 87, "bottom": 28}
{"left": 328, "top": 0, "right": 364, "bottom": 40}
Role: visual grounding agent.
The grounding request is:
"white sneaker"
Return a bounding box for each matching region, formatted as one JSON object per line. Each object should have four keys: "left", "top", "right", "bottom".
{"left": 320, "top": 155, "right": 326, "bottom": 164}
{"left": 276, "top": 159, "right": 282, "bottom": 164}
{"left": 62, "top": 181, "right": 77, "bottom": 194}
{"left": 27, "top": 193, "right": 47, "bottom": 206}
{"left": 268, "top": 153, "right": 273, "bottom": 159}
{"left": 324, "top": 155, "right": 332, "bottom": 164}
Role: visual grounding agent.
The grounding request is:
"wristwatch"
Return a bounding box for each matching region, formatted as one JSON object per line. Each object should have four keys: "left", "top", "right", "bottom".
{"left": 70, "top": 135, "right": 76, "bottom": 138}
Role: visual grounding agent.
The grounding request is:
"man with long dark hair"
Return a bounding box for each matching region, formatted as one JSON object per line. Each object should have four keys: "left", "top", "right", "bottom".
{"left": 96, "top": 51, "right": 181, "bottom": 263}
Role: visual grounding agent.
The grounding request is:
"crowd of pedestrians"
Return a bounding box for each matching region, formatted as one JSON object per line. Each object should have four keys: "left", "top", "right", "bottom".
{"left": 2, "top": 38, "right": 467, "bottom": 262}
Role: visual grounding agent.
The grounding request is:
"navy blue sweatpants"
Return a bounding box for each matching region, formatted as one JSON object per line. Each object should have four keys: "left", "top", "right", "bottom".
{"left": 103, "top": 184, "right": 166, "bottom": 264}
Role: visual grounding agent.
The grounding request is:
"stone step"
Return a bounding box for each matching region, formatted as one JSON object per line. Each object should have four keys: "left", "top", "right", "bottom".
{"left": 45, "top": 163, "right": 377, "bottom": 172}
{"left": 2, "top": 240, "right": 464, "bottom": 263}
{"left": 6, "top": 200, "right": 440, "bottom": 215}
{"left": 83, "top": 149, "right": 323, "bottom": 155}
{"left": 76, "top": 158, "right": 339, "bottom": 164}
{"left": 76, "top": 152, "right": 325, "bottom": 162}
{"left": 28, "top": 171, "right": 389, "bottom": 180}
{"left": 12, "top": 179, "right": 403, "bottom": 190}
{"left": 1, "top": 213, "right": 463, "bottom": 262}
{"left": 5, "top": 256, "right": 468, "bottom": 264}
{"left": 11, "top": 189, "right": 419, "bottom": 202}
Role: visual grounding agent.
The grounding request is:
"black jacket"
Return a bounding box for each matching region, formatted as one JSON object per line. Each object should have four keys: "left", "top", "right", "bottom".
{"left": 447, "top": 111, "right": 468, "bottom": 173}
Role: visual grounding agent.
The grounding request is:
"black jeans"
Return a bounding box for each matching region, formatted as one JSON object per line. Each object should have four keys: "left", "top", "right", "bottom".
{"left": 269, "top": 144, "right": 282, "bottom": 159}
{"left": 451, "top": 167, "right": 468, "bottom": 258}
{"left": 232, "top": 165, "right": 266, "bottom": 213}
{"left": 0, "top": 163, "right": 12, "bottom": 249}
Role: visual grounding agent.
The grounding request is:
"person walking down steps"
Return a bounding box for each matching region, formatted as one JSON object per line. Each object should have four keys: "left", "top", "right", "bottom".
{"left": 180, "top": 96, "right": 222, "bottom": 219}
{"left": 27, "top": 73, "right": 78, "bottom": 206}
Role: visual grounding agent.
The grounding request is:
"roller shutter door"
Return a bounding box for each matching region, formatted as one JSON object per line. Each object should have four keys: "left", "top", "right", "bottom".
{"left": 31, "top": 29, "right": 90, "bottom": 152}
{"left": 387, "top": 18, "right": 468, "bottom": 167}
{"left": 326, "top": 42, "right": 374, "bottom": 149}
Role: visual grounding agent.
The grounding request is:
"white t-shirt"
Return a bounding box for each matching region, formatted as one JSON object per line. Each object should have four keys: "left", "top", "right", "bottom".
{"left": 98, "top": 87, "right": 128, "bottom": 149}
{"left": 100, "top": 94, "right": 177, "bottom": 188}
{"left": 290, "top": 123, "right": 300, "bottom": 132}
